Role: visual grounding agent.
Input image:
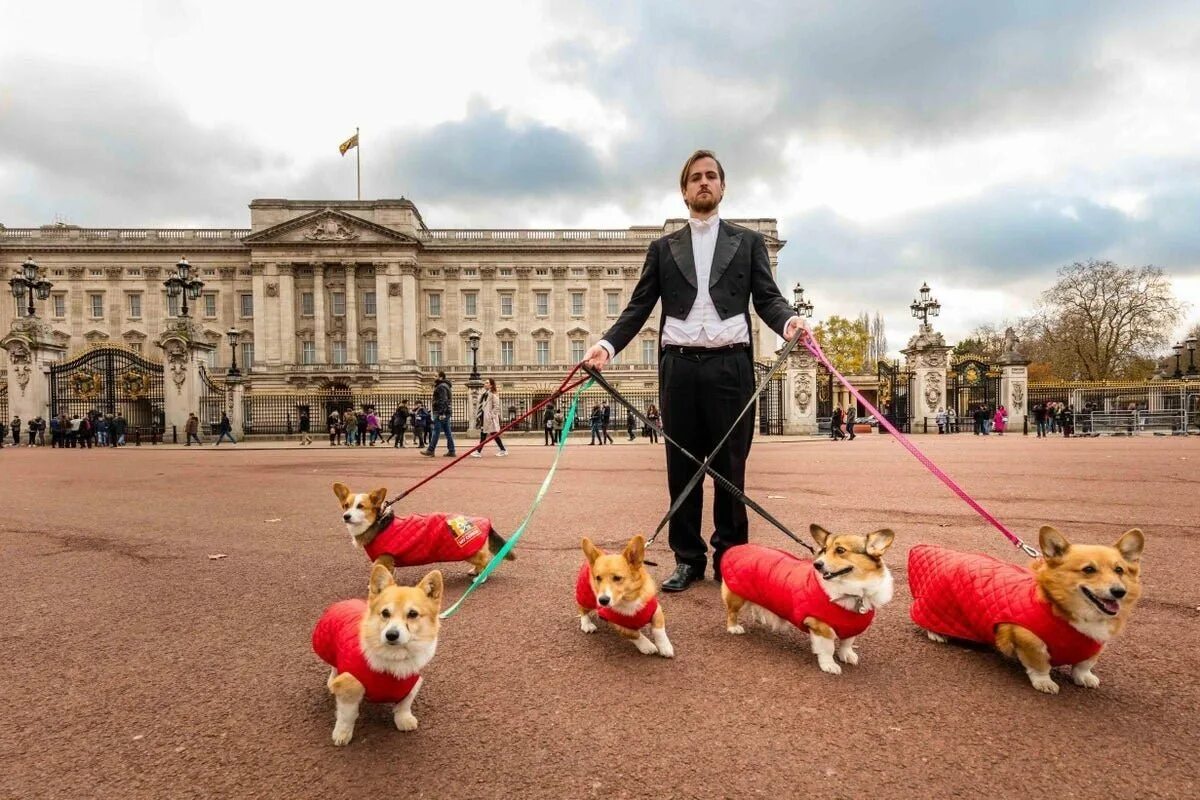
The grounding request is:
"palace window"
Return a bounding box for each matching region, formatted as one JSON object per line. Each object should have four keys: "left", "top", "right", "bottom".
{"left": 642, "top": 339, "right": 656, "bottom": 364}
{"left": 240, "top": 342, "right": 254, "bottom": 368}
{"left": 128, "top": 293, "right": 142, "bottom": 318}
{"left": 536, "top": 268, "right": 549, "bottom": 276}
{"left": 130, "top": 341, "right": 143, "bottom": 354}
{"left": 570, "top": 339, "right": 586, "bottom": 363}
{"left": 500, "top": 340, "right": 514, "bottom": 366}
{"left": 331, "top": 292, "right": 346, "bottom": 317}
{"left": 301, "top": 291, "right": 314, "bottom": 316}
{"left": 427, "top": 292, "right": 442, "bottom": 317}
{"left": 89, "top": 293, "right": 104, "bottom": 318}
{"left": 302, "top": 340, "right": 316, "bottom": 365}
{"left": 427, "top": 340, "right": 443, "bottom": 366}
{"left": 535, "top": 291, "right": 549, "bottom": 316}
{"left": 463, "top": 291, "right": 478, "bottom": 317}
{"left": 536, "top": 340, "right": 550, "bottom": 366}
{"left": 571, "top": 267, "right": 584, "bottom": 277}
{"left": 13, "top": 297, "right": 28, "bottom": 318}
{"left": 128, "top": 268, "right": 141, "bottom": 276}
{"left": 52, "top": 294, "right": 66, "bottom": 318}
{"left": 607, "top": 268, "right": 620, "bottom": 276}
{"left": 202, "top": 293, "right": 217, "bottom": 318}
{"left": 240, "top": 293, "right": 254, "bottom": 318}
{"left": 606, "top": 290, "right": 620, "bottom": 316}
{"left": 363, "top": 291, "right": 377, "bottom": 317}
{"left": 167, "top": 293, "right": 181, "bottom": 317}
{"left": 363, "top": 340, "right": 378, "bottom": 365}
{"left": 500, "top": 268, "right": 513, "bottom": 277}
{"left": 89, "top": 269, "right": 103, "bottom": 277}
{"left": 570, "top": 291, "right": 584, "bottom": 316}
{"left": 464, "top": 268, "right": 477, "bottom": 277}
{"left": 500, "top": 293, "right": 514, "bottom": 317}
{"left": 331, "top": 340, "right": 347, "bottom": 365}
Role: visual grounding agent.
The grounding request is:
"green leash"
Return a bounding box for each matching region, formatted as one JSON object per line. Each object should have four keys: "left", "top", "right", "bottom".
{"left": 440, "top": 377, "right": 594, "bottom": 620}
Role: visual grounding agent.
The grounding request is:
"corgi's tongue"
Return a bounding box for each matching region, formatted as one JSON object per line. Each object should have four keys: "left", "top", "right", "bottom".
{"left": 1098, "top": 597, "right": 1120, "bottom": 614}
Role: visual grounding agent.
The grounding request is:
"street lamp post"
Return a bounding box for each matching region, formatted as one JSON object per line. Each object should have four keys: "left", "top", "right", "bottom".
{"left": 9, "top": 256, "right": 53, "bottom": 318}
{"left": 1186, "top": 337, "right": 1198, "bottom": 377}
{"left": 910, "top": 282, "right": 941, "bottom": 328}
{"left": 468, "top": 334, "right": 481, "bottom": 381}
{"left": 466, "top": 333, "right": 484, "bottom": 434}
{"left": 163, "top": 256, "right": 204, "bottom": 318}
{"left": 227, "top": 327, "right": 241, "bottom": 377}
{"left": 1172, "top": 342, "right": 1184, "bottom": 379}
{"left": 792, "top": 283, "right": 814, "bottom": 320}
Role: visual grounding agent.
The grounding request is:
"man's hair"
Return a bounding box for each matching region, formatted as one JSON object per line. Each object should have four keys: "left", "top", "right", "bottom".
{"left": 437, "top": 370, "right": 446, "bottom": 379}
{"left": 679, "top": 149, "right": 725, "bottom": 192}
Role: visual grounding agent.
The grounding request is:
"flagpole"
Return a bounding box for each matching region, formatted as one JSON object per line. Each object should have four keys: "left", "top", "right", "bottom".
{"left": 356, "top": 126, "right": 361, "bottom": 201}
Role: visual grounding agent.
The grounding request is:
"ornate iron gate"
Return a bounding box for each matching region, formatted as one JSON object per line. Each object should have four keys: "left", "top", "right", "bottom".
{"left": 948, "top": 357, "right": 1001, "bottom": 422}
{"left": 49, "top": 345, "right": 164, "bottom": 429}
{"left": 754, "top": 361, "right": 784, "bottom": 435}
{"left": 816, "top": 363, "right": 834, "bottom": 431}
{"left": 0, "top": 383, "right": 8, "bottom": 428}
{"left": 198, "top": 365, "right": 228, "bottom": 436}
{"left": 876, "top": 360, "right": 913, "bottom": 433}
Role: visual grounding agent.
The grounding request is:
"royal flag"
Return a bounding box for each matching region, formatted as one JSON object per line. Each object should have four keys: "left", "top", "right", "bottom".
{"left": 339, "top": 133, "right": 359, "bottom": 156}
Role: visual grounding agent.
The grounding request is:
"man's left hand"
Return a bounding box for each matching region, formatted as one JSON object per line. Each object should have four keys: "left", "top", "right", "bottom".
{"left": 784, "top": 316, "right": 808, "bottom": 342}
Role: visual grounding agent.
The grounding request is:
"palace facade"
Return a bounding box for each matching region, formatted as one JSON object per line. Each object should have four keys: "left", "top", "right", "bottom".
{"left": 1, "top": 199, "right": 786, "bottom": 393}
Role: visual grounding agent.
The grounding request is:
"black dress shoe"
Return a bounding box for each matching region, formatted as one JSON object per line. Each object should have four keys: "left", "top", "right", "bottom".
{"left": 661, "top": 563, "right": 702, "bottom": 593}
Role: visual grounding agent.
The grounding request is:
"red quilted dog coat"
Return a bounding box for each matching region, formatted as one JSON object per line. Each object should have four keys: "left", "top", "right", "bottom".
{"left": 907, "top": 545, "right": 1103, "bottom": 666}
{"left": 721, "top": 544, "right": 877, "bottom": 639}
{"left": 363, "top": 512, "right": 491, "bottom": 568}
{"left": 575, "top": 564, "right": 659, "bottom": 630}
{"left": 312, "top": 599, "right": 421, "bottom": 703}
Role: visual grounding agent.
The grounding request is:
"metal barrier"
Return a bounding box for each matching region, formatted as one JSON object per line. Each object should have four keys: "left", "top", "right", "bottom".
{"left": 1084, "top": 410, "right": 1188, "bottom": 435}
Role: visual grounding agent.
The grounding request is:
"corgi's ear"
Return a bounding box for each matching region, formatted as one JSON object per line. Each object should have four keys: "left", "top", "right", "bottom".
{"left": 1039, "top": 526, "right": 1071, "bottom": 563}
{"left": 810, "top": 524, "right": 832, "bottom": 549}
{"left": 865, "top": 529, "right": 895, "bottom": 557}
{"left": 419, "top": 570, "right": 444, "bottom": 604}
{"left": 623, "top": 535, "right": 646, "bottom": 569}
{"left": 368, "top": 562, "right": 394, "bottom": 597}
{"left": 1115, "top": 528, "right": 1145, "bottom": 563}
{"left": 581, "top": 537, "right": 602, "bottom": 566}
{"left": 332, "top": 482, "right": 351, "bottom": 504}
{"left": 368, "top": 487, "right": 389, "bottom": 511}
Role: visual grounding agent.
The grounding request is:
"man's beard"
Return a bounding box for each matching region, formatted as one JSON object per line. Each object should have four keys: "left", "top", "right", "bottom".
{"left": 688, "top": 192, "right": 719, "bottom": 214}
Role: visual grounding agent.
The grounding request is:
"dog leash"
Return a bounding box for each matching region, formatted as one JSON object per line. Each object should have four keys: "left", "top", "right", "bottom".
{"left": 802, "top": 331, "right": 1040, "bottom": 559}
{"left": 383, "top": 365, "right": 588, "bottom": 511}
{"left": 583, "top": 359, "right": 811, "bottom": 554}
{"left": 646, "top": 332, "right": 811, "bottom": 551}
{"left": 439, "top": 376, "right": 594, "bottom": 619}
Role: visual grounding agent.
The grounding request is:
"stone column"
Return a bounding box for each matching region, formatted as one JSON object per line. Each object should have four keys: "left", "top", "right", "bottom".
{"left": 156, "top": 320, "right": 215, "bottom": 436}
{"left": 263, "top": 262, "right": 281, "bottom": 365}
{"left": 997, "top": 353, "right": 1031, "bottom": 431}
{"left": 312, "top": 263, "right": 327, "bottom": 364}
{"left": 373, "top": 261, "right": 391, "bottom": 366}
{"left": 400, "top": 262, "right": 418, "bottom": 363}
{"left": 901, "top": 325, "right": 952, "bottom": 433}
{"left": 278, "top": 265, "right": 296, "bottom": 365}
{"left": 782, "top": 349, "right": 819, "bottom": 434}
{"left": 227, "top": 375, "right": 246, "bottom": 439}
{"left": 344, "top": 263, "right": 359, "bottom": 364}
{"left": 2, "top": 318, "right": 66, "bottom": 423}
{"left": 250, "top": 263, "right": 266, "bottom": 370}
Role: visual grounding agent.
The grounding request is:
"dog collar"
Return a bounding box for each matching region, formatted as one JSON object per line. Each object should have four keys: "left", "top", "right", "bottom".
{"left": 355, "top": 510, "right": 395, "bottom": 547}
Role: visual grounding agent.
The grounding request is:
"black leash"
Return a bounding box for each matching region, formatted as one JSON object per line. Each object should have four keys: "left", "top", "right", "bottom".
{"left": 583, "top": 332, "right": 813, "bottom": 553}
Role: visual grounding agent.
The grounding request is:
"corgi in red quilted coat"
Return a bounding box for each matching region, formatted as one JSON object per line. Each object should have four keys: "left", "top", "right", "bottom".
{"left": 577, "top": 535, "right": 674, "bottom": 658}
{"left": 313, "top": 563, "right": 443, "bottom": 746}
{"left": 333, "top": 482, "right": 514, "bottom": 575}
{"left": 721, "top": 524, "right": 895, "bottom": 675}
{"left": 909, "top": 526, "right": 1145, "bottom": 694}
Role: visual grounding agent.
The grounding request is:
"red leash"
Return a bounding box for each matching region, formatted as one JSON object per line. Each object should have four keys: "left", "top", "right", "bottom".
{"left": 385, "top": 365, "right": 588, "bottom": 508}
{"left": 802, "top": 332, "right": 1040, "bottom": 559}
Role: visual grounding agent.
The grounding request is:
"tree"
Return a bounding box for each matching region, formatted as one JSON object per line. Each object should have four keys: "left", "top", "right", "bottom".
{"left": 869, "top": 311, "right": 888, "bottom": 365}
{"left": 1029, "top": 260, "right": 1183, "bottom": 381}
{"left": 813, "top": 315, "right": 870, "bottom": 373}
{"left": 953, "top": 323, "right": 1007, "bottom": 361}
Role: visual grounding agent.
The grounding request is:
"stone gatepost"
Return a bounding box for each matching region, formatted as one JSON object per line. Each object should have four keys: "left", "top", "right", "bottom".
{"left": 226, "top": 375, "right": 246, "bottom": 439}
{"left": 782, "top": 349, "right": 819, "bottom": 434}
{"left": 466, "top": 376, "right": 484, "bottom": 436}
{"left": 2, "top": 317, "right": 66, "bottom": 424}
{"left": 996, "top": 328, "right": 1031, "bottom": 431}
{"left": 156, "top": 320, "right": 215, "bottom": 437}
{"left": 901, "top": 325, "right": 952, "bottom": 433}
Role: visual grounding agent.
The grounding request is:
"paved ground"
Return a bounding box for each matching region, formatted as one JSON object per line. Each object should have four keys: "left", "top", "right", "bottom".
{"left": 1, "top": 432, "right": 1196, "bottom": 799}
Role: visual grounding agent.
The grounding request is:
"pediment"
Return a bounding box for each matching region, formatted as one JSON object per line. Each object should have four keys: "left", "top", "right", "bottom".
{"left": 530, "top": 327, "right": 554, "bottom": 338}
{"left": 459, "top": 327, "right": 483, "bottom": 339}
{"left": 84, "top": 329, "right": 110, "bottom": 342}
{"left": 495, "top": 327, "right": 518, "bottom": 338}
{"left": 241, "top": 208, "right": 420, "bottom": 246}
{"left": 422, "top": 327, "right": 446, "bottom": 339}
{"left": 566, "top": 326, "right": 590, "bottom": 338}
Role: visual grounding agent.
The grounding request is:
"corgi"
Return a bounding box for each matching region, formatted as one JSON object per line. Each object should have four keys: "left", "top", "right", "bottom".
{"left": 312, "top": 564, "right": 442, "bottom": 745}
{"left": 576, "top": 535, "right": 674, "bottom": 658}
{"left": 333, "top": 482, "right": 514, "bottom": 575}
{"left": 721, "top": 525, "right": 895, "bottom": 674}
{"left": 910, "top": 526, "right": 1144, "bottom": 694}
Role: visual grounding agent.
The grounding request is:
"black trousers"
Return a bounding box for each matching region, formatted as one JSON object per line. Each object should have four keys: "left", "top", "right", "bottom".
{"left": 659, "top": 348, "right": 755, "bottom": 572}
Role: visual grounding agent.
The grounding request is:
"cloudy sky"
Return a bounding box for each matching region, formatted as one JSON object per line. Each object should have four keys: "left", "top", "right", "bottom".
{"left": 2, "top": 0, "right": 1197, "bottom": 351}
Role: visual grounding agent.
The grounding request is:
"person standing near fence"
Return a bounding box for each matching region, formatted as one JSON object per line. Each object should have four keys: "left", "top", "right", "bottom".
{"left": 626, "top": 408, "right": 637, "bottom": 440}
{"left": 646, "top": 404, "right": 661, "bottom": 444}
{"left": 601, "top": 401, "right": 614, "bottom": 445}
{"left": 298, "top": 408, "right": 312, "bottom": 446}
{"left": 845, "top": 404, "right": 857, "bottom": 441}
{"left": 185, "top": 413, "right": 203, "bottom": 446}
{"left": 543, "top": 404, "right": 556, "bottom": 445}
{"left": 422, "top": 371, "right": 457, "bottom": 457}
{"left": 831, "top": 406, "right": 845, "bottom": 440}
{"left": 214, "top": 412, "right": 236, "bottom": 445}
{"left": 10, "top": 416, "right": 20, "bottom": 447}
{"left": 936, "top": 407, "right": 947, "bottom": 434}
{"left": 472, "top": 377, "right": 508, "bottom": 457}
{"left": 1062, "top": 405, "right": 1075, "bottom": 437}
{"left": 412, "top": 403, "right": 429, "bottom": 448}
{"left": 589, "top": 404, "right": 604, "bottom": 445}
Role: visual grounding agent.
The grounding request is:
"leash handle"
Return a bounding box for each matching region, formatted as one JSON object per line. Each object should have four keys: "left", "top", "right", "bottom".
{"left": 802, "top": 332, "right": 1039, "bottom": 559}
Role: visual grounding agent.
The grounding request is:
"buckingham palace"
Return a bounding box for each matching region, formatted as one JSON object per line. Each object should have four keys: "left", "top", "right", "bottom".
{"left": 1, "top": 198, "right": 785, "bottom": 397}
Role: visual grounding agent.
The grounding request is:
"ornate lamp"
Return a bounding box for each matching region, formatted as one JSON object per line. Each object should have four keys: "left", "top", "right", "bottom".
{"left": 1172, "top": 342, "right": 1184, "bottom": 379}
{"left": 163, "top": 256, "right": 204, "bottom": 317}
{"left": 910, "top": 281, "right": 941, "bottom": 326}
{"left": 468, "top": 333, "right": 481, "bottom": 381}
{"left": 1186, "top": 337, "right": 1198, "bottom": 376}
{"left": 227, "top": 327, "right": 242, "bottom": 377}
{"left": 792, "top": 283, "right": 814, "bottom": 319}
{"left": 9, "top": 255, "right": 53, "bottom": 318}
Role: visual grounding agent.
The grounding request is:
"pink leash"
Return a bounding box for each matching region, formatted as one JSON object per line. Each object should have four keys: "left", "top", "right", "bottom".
{"left": 801, "top": 332, "right": 1040, "bottom": 559}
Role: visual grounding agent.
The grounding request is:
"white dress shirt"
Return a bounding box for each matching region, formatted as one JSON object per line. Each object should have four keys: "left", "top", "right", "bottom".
{"left": 660, "top": 214, "right": 749, "bottom": 348}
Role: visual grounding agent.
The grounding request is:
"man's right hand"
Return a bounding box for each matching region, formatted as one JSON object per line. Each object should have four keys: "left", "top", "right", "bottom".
{"left": 582, "top": 343, "right": 611, "bottom": 370}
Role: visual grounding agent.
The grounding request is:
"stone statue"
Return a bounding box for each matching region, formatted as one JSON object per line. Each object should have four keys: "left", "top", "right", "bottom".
{"left": 1003, "top": 326, "right": 1020, "bottom": 355}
